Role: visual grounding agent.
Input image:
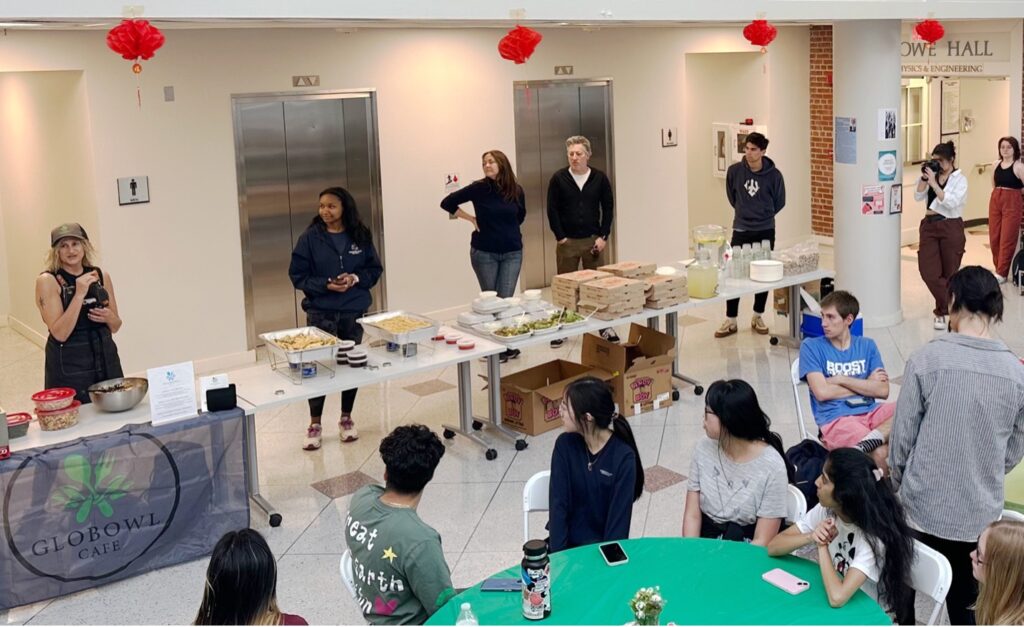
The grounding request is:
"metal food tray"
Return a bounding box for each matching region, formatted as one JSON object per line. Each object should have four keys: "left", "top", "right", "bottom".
{"left": 260, "top": 326, "right": 340, "bottom": 365}
{"left": 357, "top": 311, "right": 440, "bottom": 346}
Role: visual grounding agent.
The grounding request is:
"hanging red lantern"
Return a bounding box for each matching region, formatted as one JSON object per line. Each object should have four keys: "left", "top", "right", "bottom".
{"left": 498, "top": 25, "right": 542, "bottom": 64}
{"left": 106, "top": 19, "right": 165, "bottom": 68}
{"left": 913, "top": 19, "right": 945, "bottom": 47}
{"left": 742, "top": 19, "right": 777, "bottom": 53}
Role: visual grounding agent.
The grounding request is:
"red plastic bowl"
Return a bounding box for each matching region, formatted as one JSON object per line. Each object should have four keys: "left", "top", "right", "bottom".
{"left": 6, "top": 412, "right": 32, "bottom": 438}
{"left": 31, "top": 388, "right": 76, "bottom": 412}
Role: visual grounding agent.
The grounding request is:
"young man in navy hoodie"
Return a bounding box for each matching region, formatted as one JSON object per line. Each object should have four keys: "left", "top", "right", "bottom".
{"left": 715, "top": 132, "right": 786, "bottom": 338}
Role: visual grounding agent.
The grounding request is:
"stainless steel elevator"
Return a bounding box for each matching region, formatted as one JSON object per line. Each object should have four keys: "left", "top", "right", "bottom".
{"left": 513, "top": 79, "right": 615, "bottom": 290}
{"left": 231, "top": 91, "right": 385, "bottom": 348}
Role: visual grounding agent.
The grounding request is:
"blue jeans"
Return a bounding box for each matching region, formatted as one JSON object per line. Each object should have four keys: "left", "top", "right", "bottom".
{"left": 470, "top": 247, "right": 522, "bottom": 298}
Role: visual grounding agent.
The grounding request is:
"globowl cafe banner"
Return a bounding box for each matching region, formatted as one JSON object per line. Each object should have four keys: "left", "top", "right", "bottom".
{"left": 0, "top": 410, "right": 249, "bottom": 609}
{"left": 901, "top": 25, "right": 1013, "bottom": 76}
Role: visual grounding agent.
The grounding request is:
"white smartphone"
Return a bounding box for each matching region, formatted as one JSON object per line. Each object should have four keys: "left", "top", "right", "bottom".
{"left": 762, "top": 568, "right": 810, "bottom": 595}
{"left": 599, "top": 542, "right": 629, "bottom": 566}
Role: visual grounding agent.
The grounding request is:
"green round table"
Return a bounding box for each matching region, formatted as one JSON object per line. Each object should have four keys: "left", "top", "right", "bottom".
{"left": 427, "top": 538, "right": 890, "bottom": 625}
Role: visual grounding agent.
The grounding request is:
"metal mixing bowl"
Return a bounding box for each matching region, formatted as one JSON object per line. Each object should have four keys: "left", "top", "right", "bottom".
{"left": 87, "top": 377, "right": 149, "bottom": 412}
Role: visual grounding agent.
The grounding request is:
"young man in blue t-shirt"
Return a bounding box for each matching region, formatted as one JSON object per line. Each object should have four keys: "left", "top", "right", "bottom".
{"left": 799, "top": 291, "right": 895, "bottom": 469}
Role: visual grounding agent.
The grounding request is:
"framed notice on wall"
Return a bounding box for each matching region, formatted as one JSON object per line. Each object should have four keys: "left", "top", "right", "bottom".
{"left": 940, "top": 80, "right": 960, "bottom": 135}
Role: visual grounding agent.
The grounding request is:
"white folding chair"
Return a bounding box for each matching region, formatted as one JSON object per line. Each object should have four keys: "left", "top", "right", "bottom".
{"left": 790, "top": 358, "right": 820, "bottom": 443}
{"left": 785, "top": 484, "right": 807, "bottom": 525}
{"left": 340, "top": 549, "right": 357, "bottom": 599}
{"left": 1000, "top": 508, "right": 1024, "bottom": 522}
{"left": 523, "top": 470, "right": 551, "bottom": 544}
{"left": 909, "top": 539, "right": 953, "bottom": 626}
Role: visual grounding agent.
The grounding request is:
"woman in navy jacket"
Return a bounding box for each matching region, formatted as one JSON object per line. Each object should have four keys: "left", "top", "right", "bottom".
{"left": 289, "top": 186, "right": 383, "bottom": 450}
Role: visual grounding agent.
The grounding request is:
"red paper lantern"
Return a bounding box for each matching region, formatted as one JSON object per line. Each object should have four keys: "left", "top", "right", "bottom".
{"left": 106, "top": 19, "right": 165, "bottom": 71}
{"left": 913, "top": 19, "right": 945, "bottom": 46}
{"left": 498, "top": 25, "right": 542, "bottom": 64}
{"left": 743, "top": 19, "right": 777, "bottom": 53}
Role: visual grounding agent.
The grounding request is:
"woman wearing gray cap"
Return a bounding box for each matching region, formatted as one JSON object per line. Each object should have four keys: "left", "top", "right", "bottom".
{"left": 35, "top": 223, "right": 124, "bottom": 403}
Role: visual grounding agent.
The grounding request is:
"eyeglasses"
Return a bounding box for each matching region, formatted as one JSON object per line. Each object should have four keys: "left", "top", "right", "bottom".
{"left": 971, "top": 548, "right": 986, "bottom": 566}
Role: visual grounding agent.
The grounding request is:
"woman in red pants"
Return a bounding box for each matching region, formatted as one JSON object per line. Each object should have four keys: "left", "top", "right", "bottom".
{"left": 989, "top": 136, "right": 1024, "bottom": 285}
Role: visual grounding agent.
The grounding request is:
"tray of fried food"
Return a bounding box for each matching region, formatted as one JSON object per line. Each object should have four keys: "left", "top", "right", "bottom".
{"left": 260, "top": 326, "right": 341, "bottom": 364}
{"left": 357, "top": 311, "right": 440, "bottom": 345}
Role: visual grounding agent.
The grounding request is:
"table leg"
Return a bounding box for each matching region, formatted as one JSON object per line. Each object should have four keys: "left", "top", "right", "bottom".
{"left": 665, "top": 310, "right": 704, "bottom": 396}
{"left": 769, "top": 283, "right": 802, "bottom": 348}
{"left": 441, "top": 360, "right": 500, "bottom": 460}
{"left": 244, "top": 411, "right": 282, "bottom": 527}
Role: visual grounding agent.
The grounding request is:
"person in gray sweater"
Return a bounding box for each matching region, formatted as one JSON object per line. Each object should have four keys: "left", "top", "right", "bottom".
{"left": 889, "top": 265, "right": 1024, "bottom": 625}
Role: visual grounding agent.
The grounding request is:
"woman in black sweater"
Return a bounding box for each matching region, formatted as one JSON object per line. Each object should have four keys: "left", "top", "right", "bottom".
{"left": 548, "top": 377, "right": 645, "bottom": 552}
{"left": 441, "top": 150, "right": 525, "bottom": 360}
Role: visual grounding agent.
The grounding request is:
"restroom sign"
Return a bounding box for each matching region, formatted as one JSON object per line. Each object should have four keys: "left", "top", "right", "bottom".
{"left": 117, "top": 176, "right": 150, "bottom": 205}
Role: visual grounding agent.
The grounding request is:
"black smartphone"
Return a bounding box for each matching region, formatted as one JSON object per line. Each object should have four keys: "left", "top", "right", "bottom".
{"left": 480, "top": 577, "right": 520, "bottom": 592}
{"left": 599, "top": 542, "right": 629, "bottom": 566}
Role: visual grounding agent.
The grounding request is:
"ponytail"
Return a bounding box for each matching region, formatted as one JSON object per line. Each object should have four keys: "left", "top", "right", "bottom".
{"left": 611, "top": 415, "right": 645, "bottom": 502}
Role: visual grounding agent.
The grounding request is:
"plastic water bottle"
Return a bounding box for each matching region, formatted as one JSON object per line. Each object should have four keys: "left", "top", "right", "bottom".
{"left": 751, "top": 242, "right": 762, "bottom": 261}
{"left": 456, "top": 602, "right": 479, "bottom": 626}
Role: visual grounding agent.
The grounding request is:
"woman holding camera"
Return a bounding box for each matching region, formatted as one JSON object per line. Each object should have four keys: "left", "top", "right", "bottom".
{"left": 35, "top": 223, "right": 124, "bottom": 403}
{"left": 915, "top": 141, "right": 968, "bottom": 330}
{"left": 989, "top": 137, "right": 1024, "bottom": 285}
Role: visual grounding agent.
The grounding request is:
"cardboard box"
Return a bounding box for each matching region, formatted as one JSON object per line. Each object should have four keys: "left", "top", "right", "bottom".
{"left": 598, "top": 261, "right": 657, "bottom": 279}
{"left": 773, "top": 280, "right": 824, "bottom": 314}
{"left": 579, "top": 276, "right": 646, "bottom": 303}
{"left": 582, "top": 323, "right": 677, "bottom": 417}
{"left": 499, "top": 360, "right": 614, "bottom": 436}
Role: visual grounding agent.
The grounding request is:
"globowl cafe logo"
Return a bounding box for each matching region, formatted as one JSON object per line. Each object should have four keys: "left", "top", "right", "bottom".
{"left": 3, "top": 434, "right": 180, "bottom": 582}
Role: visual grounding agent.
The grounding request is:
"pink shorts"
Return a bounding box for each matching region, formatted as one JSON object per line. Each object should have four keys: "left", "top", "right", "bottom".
{"left": 820, "top": 402, "right": 896, "bottom": 450}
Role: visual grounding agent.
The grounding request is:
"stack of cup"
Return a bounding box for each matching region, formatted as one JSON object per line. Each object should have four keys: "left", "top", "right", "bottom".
{"left": 336, "top": 340, "right": 356, "bottom": 365}
{"left": 347, "top": 349, "right": 368, "bottom": 369}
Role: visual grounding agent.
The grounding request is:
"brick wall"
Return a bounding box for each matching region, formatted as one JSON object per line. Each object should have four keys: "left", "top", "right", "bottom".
{"left": 809, "top": 25, "right": 834, "bottom": 237}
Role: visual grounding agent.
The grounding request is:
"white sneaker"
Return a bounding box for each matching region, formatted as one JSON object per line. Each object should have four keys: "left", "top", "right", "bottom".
{"left": 339, "top": 418, "right": 359, "bottom": 443}
{"left": 933, "top": 316, "right": 946, "bottom": 330}
{"left": 302, "top": 424, "right": 323, "bottom": 450}
{"left": 714, "top": 319, "right": 738, "bottom": 338}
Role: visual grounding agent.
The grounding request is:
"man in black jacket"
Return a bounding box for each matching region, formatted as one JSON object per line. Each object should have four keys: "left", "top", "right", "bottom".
{"left": 716, "top": 132, "right": 786, "bottom": 339}
{"left": 547, "top": 135, "right": 618, "bottom": 344}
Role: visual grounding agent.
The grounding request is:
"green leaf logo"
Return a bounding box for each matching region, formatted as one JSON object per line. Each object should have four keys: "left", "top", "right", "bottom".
{"left": 50, "top": 452, "right": 134, "bottom": 524}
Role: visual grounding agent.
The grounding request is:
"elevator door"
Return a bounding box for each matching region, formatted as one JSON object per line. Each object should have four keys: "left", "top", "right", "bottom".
{"left": 514, "top": 80, "right": 614, "bottom": 289}
{"left": 232, "top": 92, "right": 385, "bottom": 348}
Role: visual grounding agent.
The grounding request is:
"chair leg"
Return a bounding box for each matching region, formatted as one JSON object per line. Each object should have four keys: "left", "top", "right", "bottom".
{"left": 925, "top": 600, "right": 945, "bottom": 626}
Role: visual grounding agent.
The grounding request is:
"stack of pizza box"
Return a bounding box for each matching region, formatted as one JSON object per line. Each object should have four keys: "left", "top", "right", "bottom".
{"left": 597, "top": 261, "right": 657, "bottom": 279}
{"left": 551, "top": 269, "right": 612, "bottom": 312}
{"left": 644, "top": 274, "right": 689, "bottom": 309}
{"left": 577, "top": 276, "right": 646, "bottom": 320}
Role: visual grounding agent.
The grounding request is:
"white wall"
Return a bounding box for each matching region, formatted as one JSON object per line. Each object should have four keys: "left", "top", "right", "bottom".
{"left": 959, "top": 77, "right": 1011, "bottom": 222}
{"left": 0, "top": 70, "right": 100, "bottom": 339}
{"left": 0, "top": 26, "right": 811, "bottom": 373}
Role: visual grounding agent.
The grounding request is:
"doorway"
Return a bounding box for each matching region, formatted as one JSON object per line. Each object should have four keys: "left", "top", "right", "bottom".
{"left": 513, "top": 79, "right": 615, "bottom": 290}
{"left": 231, "top": 91, "right": 385, "bottom": 348}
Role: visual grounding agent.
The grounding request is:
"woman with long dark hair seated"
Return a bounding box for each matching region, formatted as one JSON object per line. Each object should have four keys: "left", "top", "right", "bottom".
{"left": 195, "top": 529, "right": 307, "bottom": 625}
{"left": 682, "top": 379, "right": 792, "bottom": 545}
{"left": 768, "top": 449, "right": 914, "bottom": 621}
{"left": 548, "top": 376, "right": 644, "bottom": 552}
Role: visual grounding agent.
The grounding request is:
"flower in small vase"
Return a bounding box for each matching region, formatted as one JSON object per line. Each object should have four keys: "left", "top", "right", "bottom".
{"left": 629, "top": 585, "right": 666, "bottom": 626}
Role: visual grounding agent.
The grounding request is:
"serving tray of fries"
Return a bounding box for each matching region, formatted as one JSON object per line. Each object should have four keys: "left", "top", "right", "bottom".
{"left": 260, "top": 326, "right": 341, "bottom": 365}
{"left": 357, "top": 311, "right": 440, "bottom": 346}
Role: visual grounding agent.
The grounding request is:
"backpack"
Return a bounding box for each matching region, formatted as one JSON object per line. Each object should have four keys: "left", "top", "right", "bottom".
{"left": 785, "top": 439, "right": 829, "bottom": 510}
{"left": 1012, "top": 248, "right": 1024, "bottom": 287}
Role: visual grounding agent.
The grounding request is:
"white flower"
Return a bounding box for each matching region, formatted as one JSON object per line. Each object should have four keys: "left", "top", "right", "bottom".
{"left": 637, "top": 611, "right": 645, "bottom": 619}
{"left": 637, "top": 602, "right": 645, "bottom": 610}
{"left": 652, "top": 595, "right": 662, "bottom": 604}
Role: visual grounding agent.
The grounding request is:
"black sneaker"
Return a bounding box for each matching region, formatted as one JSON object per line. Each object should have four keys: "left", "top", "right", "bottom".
{"left": 550, "top": 339, "right": 565, "bottom": 348}
{"left": 506, "top": 349, "right": 521, "bottom": 360}
{"left": 600, "top": 328, "right": 620, "bottom": 343}
{"left": 499, "top": 351, "right": 510, "bottom": 364}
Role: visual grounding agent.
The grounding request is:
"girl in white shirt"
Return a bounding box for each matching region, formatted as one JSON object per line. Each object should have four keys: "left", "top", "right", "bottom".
{"left": 915, "top": 140, "right": 968, "bottom": 330}
{"left": 767, "top": 448, "right": 914, "bottom": 622}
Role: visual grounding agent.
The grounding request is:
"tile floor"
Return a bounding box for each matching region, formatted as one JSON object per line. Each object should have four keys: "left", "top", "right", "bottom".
{"left": 2, "top": 233, "right": 1020, "bottom": 625}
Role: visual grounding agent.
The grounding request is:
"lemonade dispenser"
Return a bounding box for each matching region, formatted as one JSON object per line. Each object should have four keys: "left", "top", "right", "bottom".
{"left": 693, "top": 224, "right": 727, "bottom": 269}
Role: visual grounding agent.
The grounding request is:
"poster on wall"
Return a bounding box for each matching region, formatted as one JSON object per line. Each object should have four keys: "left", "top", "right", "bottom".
{"left": 877, "top": 150, "right": 898, "bottom": 182}
{"left": 941, "top": 80, "right": 961, "bottom": 135}
{"left": 862, "top": 184, "right": 885, "bottom": 215}
{"left": 712, "top": 123, "right": 729, "bottom": 178}
{"left": 835, "top": 117, "right": 857, "bottom": 164}
{"left": 877, "top": 108, "right": 897, "bottom": 141}
{"left": 889, "top": 184, "right": 903, "bottom": 215}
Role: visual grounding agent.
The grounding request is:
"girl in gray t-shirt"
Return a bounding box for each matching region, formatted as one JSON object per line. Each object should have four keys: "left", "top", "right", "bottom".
{"left": 682, "top": 379, "right": 793, "bottom": 545}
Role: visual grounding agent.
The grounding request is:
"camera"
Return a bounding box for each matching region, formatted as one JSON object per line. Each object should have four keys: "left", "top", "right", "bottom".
{"left": 921, "top": 159, "right": 941, "bottom": 175}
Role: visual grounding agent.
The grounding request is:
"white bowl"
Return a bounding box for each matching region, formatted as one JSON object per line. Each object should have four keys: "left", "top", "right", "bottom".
{"left": 749, "top": 260, "right": 784, "bottom": 282}
{"left": 479, "top": 291, "right": 498, "bottom": 299}
{"left": 655, "top": 266, "right": 678, "bottom": 276}
{"left": 503, "top": 297, "right": 521, "bottom": 306}
{"left": 522, "top": 289, "right": 543, "bottom": 301}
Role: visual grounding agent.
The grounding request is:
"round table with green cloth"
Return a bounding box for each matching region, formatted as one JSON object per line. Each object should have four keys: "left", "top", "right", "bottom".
{"left": 426, "top": 538, "right": 891, "bottom": 625}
